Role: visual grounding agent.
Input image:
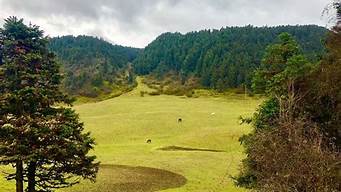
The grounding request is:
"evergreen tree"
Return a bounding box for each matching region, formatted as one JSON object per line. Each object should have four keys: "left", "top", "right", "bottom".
{"left": 0, "top": 17, "right": 99, "bottom": 192}
{"left": 312, "top": 0, "right": 341, "bottom": 147}
{"left": 235, "top": 32, "right": 340, "bottom": 191}
{"left": 48, "top": 35, "right": 141, "bottom": 97}
{"left": 134, "top": 25, "right": 327, "bottom": 91}
{"left": 236, "top": 4, "right": 341, "bottom": 190}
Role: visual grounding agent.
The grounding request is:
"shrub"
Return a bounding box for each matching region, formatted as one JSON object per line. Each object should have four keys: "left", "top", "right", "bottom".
{"left": 236, "top": 120, "right": 340, "bottom": 191}
{"left": 185, "top": 91, "right": 194, "bottom": 98}
{"left": 148, "top": 91, "right": 161, "bottom": 96}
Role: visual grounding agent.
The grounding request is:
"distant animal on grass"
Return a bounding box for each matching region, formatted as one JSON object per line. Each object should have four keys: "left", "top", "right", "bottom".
{"left": 178, "top": 118, "right": 182, "bottom": 123}
{"left": 211, "top": 112, "right": 216, "bottom": 115}
{"left": 146, "top": 139, "right": 152, "bottom": 144}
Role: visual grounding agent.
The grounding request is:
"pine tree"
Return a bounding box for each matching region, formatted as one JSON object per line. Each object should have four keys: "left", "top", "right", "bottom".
{"left": 235, "top": 32, "right": 340, "bottom": 192}
{"left": 0, "top": 17, "right": 99, "bottom": 192}
{"left": 134, "top": 26, "right": 326, "bottom": 91}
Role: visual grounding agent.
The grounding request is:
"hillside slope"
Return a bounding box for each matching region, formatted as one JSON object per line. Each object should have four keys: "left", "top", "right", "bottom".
{"left": 134, "top": 25, "right": 327, "bottom": 90}
{"left": 49, "top": 35, "right": 141, "bottom": 97}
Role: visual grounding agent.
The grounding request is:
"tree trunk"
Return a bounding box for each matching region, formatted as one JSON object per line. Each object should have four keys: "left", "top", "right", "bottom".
{"left": 16, "top": 160, "right": 24, "bottom": 192}
{"left": 27, "top": 161, "right": 37, "bottom": 192}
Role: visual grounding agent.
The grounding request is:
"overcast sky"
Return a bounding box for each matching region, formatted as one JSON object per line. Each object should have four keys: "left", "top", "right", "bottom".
{"left": 0, "top": 0, "right": 330, "bottom": 48}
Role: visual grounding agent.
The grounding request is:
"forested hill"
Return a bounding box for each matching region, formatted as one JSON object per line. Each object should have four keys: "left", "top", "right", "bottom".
{"left": 49, "top": 35, "right": 141, "bottom": 97}
{"left": 134, "top": 25, "right": 327, "bottom": 90}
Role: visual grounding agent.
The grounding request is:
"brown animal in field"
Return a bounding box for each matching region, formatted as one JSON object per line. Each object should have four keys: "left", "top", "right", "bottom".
{"left": 178, "top": 118, "right": 182, "bottom": 123}
{"left": 146, "top": 139, "right": 152, "bottom": 144}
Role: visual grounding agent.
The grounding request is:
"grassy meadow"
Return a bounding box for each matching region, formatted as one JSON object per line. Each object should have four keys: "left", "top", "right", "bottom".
{"left": 0, "top": 79, "right": 261, "bottom": 192}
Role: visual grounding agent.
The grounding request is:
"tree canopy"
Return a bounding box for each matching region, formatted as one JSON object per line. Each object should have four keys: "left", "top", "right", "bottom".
{"left": 134, "top": 25, "right": 327, "bottom": 91}
{"left": 235, "top": 29, "right": 340, "bottom": 191}
{"left": 48, "top": 35, "right": 141, "bottom": 97}
{"left": 0, "top": 17, "right": 99, "bottom": 192}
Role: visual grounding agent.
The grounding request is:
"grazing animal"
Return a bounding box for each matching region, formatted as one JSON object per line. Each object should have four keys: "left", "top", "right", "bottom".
{"left": 211, "top": 112, "right": 216, "bottom": 115}
{"left": 146, "top": 139, "right": 152, "bottom": 144}
{"left": 178, "top": 118, "right": 182, "bottom": 123}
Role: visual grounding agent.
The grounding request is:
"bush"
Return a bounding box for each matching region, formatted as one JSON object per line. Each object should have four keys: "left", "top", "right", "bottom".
{"left": 148, "top": 91, "right": 161, "bottom": 96}
{"left": 233, "top": 87, "right": 246, "bottom": 94}
{"left": 236, "top": 120, "right": 340, "bottom": 191}
{"left": 235, "top": 31, "right": 341, "bottom": 191}
{"left": 108, "top": 91, "right": 123, "bottom": 99}
{"left": 185, "top": 90, "right": 194, "bottom": 98}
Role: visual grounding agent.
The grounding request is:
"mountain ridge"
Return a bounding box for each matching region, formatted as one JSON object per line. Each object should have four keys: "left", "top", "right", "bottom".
{"left": 49, "top": 35, "right": 141, "bottom": 97}
{"left": 134, "top": 25, "right": 327, "bottom": 91}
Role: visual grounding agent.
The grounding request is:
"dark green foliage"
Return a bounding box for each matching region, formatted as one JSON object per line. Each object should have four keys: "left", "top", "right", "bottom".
{"left": 235, "top": 32, "right": 340, "bottom": 191}
{"left": 0, "top": 17, "right": 98, "bottom": 192}
{"left": 134, "top": 25, "right": 327, "bottom": 91}
{"left": 48, "top": 35, "right": 140, "bottom": 97}
{"left": 304, "top": 27, "right": 341, "bottom": 148}
{"left": 252, "top": 32, "right": 312, "bottom": 96}
{"left": 252, "top": 98, "right": 279, "bottom": 131}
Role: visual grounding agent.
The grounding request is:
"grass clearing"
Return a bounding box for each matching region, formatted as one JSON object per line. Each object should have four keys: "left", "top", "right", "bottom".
{"left": 0, "top": 78, "right": 261, "bottom": 192}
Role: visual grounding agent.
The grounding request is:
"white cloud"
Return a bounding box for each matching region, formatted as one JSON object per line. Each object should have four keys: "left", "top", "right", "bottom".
{"left": 0, "top": 0, "right": 329, "bottom": 48}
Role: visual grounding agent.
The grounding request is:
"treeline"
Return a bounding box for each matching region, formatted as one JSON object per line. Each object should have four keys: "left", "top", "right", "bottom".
{"left": 49, "top": 35, "right": 141, "bottom": 97}
{"left": 134, "top": 25, "right": 327, "bottom": 91}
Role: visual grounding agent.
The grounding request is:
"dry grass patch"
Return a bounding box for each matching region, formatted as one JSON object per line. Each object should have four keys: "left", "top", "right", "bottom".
{"left": 62, "top": 164, "right": 187, "bottom": 192}
{"left": 158, "top": 146, "right": 225, "bottom": 153}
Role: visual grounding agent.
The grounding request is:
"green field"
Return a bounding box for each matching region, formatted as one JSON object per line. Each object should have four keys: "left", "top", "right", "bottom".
{"left": 0, "top": 79, "right": 260, "bottom": 192}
